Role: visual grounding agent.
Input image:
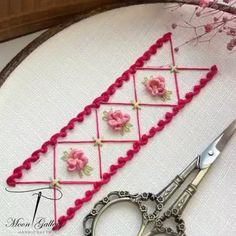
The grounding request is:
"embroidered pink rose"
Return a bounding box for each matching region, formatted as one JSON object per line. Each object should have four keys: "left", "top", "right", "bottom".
{"left": 143, "top": 76, "right": 172, "bottom": 101}
{"left": 61, "top": 149, "right": 92, "bottom": 177}
{"left": 144, "top": 76, "right": 166, "bottom": 96}
{"left": 103, "top": 110, "right": 132, "bottom": 135}
{"left": 67, "top": 149, "right": 87, "bottom": 171}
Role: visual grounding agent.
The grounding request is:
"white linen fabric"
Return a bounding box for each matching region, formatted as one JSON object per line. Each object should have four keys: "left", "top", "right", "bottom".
{"left": 0, "top": 3, "right": 236, "bottom": 236}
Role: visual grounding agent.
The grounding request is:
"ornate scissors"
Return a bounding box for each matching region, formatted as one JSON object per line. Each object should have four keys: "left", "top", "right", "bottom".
{"left": 83, "top": 120, "right": 236, "bottom": 236}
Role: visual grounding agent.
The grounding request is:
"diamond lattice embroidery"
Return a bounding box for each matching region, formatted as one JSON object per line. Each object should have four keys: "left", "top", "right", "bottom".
{"left": 6, "top": 33, "right": 217, "bottom": 230}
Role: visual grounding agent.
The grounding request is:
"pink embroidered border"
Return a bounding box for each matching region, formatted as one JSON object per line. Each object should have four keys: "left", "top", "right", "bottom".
{"left": 6, "top": 32, "right": 218, "bottom": 230}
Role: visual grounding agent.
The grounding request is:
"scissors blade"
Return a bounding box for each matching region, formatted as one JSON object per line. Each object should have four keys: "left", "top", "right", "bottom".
{"left": 199, "top": 119, "right": 236, "bottom": 169}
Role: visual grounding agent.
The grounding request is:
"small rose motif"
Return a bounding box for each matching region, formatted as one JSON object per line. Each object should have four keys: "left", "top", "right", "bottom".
{"left": 61, "top": 149, "right": 93, "bottom": 177}
{"left": 103, "top": 110, "right": 132, "bottom": 135}
{"left": 155, "top": 219, "right": 163, "bottom": 228}
{"left": 143, "top": 76, "right": 172, "bottom": 101}
{"left": 177, "top": 222, "right": 186, "bottom": 232}
{"left": 84, "top": 228, "right": 91, "bottom": 236}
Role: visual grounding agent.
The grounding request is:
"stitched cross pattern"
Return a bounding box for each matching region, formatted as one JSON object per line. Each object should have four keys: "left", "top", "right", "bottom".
{"left": 6, "top": 33, "right": 218, "bottom": 230}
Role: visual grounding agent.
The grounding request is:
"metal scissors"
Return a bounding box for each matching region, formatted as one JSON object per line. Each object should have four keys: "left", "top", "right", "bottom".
{"left": 83, "top": 120, "right": 236, "bottom": 236}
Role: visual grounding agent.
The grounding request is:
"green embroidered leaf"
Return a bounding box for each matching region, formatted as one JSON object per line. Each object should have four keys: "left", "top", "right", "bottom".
{"left": 61, "top": 150, "right": 69, "bottom": 161}
{"left": 160, "top": 96, "right": 165, "bottom": 102}
{"left": 142, "top": 77, "right": 148, "bottom": 85}
{"left": 85, "top": 165, "right": 93, "bottom": 171}
{"left": 123, "top": 126, "right": 130, "bottom": 132}
{"left": 120, "top": 129, "right": 125, "bottom": 136}
{"left": 78, "top": 171, "right": 83, "bottom": 178}
{"left": 102, "top": 111, "right": 108, "bottom": 121}
{"left": 61, "top": 155, "right": 68, "bottom": 161}
{"left": 83, "top": 169, "right": 91, "bottom": 176}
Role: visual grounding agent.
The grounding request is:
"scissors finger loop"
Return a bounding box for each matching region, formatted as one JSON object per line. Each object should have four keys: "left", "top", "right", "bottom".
{"left": 83, "top": 191, "right": 165, "bottom": 236}
{"left": 150, "top": 213, "right": 186, "bottom": 236}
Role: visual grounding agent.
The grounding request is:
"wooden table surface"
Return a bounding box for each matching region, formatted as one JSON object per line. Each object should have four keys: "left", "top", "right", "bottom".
{"left": 0, "top": 0, "right": 121, "bottom": 42}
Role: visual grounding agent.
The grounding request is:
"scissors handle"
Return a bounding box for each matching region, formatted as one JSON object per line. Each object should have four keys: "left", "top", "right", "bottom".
{"left": 148, "top": 183, "right": 196, "bottom": 236}
{"left": 83, "top": 191, "right": 150, "bottom": 236}
{"left": 149, "top": 168, "right": 209, "bottom": 236}
{"left": 83, "top": 158, "right": 199, "bottom": 236}
{"left": 170, "top": 167, "right": 209, "bottom": 216}
{"left": 169, "top": 183, "right": 197, "bottom": 216}
{"left": 155, "top": 157, "right": 198, "bottom": 205}
{"left": 83, "top": 184, "right": 196, "bottom": 236}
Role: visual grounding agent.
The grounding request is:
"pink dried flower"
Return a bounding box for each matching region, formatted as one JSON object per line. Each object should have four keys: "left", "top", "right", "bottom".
{"left": 227, "top": 39, "right": 236, "bottom": 51}
{"left": 169, "top": 0, "right": 236, "bottom": 53}
{"left": 174, "top": 47, "right": 179, "bottom": 53}
{"left": 223, "top": 16, "right": 228, "bottom": 24}
{"left": 233, "top": 39, "right": 236, "bottom": 46}
{"left": 229, "top": 29, "right": 236, "bottom": 36}
{"left": 172, "top": 23, "right": 177, "bottom": 29}
{"left": 199, "top": 0, "right": 210, "bottom": 8}
{"left": 227, "top": 42, "right": 234, "bottom": 51}
{"left": 204, "top": 24, "right": 213, "bottom": 33}
{"left": 196, "top": 11, "right": 201, "bottom": 17}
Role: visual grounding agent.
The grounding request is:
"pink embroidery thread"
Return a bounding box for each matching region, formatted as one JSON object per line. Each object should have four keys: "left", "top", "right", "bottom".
{"left": 5, "top": 32, "right": 218, "bottom": 231}
{"left": 55, "top": 66, "right": 217, "bottom": 231}
{"left": 103, "top": 109, "right": 132, "bottom": 135}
